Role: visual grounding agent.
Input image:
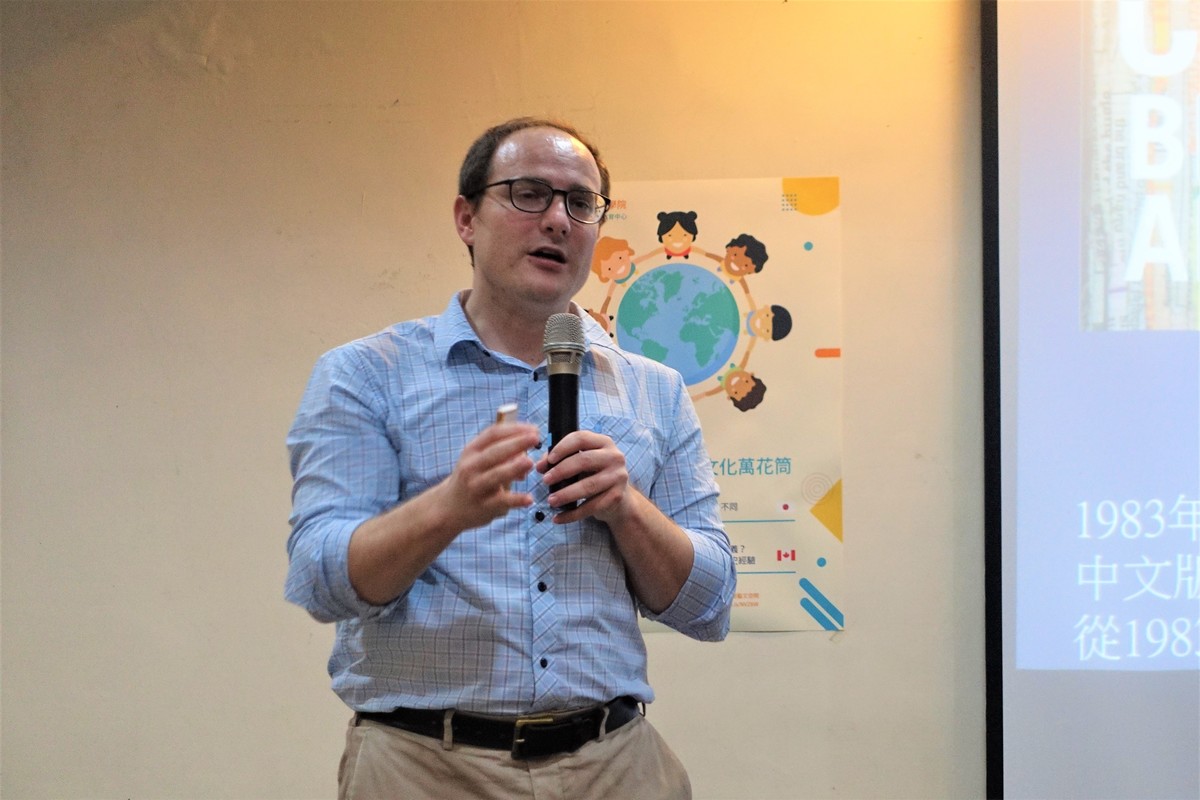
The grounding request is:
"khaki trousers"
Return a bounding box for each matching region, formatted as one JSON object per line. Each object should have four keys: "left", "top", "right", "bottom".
{"left": 338, "top": 713, "right": 691, "bottom": 800}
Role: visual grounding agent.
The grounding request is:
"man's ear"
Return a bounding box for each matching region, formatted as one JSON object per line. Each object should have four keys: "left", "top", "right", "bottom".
{"left": 453, "top": 195, "right": 476, "bottom": 247}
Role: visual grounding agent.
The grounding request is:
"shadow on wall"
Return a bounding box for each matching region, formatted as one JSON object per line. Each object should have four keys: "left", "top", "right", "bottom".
{"left": 1, "top": 1, "right": 153, "bottom": 72}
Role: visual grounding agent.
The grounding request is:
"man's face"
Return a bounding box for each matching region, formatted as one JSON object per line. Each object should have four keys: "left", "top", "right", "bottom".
{"left": 454, "top": 127, "right": 602, "bottom": 315}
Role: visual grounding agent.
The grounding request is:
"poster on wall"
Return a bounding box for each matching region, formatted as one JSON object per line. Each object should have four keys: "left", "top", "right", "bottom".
{"left": 1084, "top": 0, "right": 1198, "bottom": 333}
{"left": 577, "top": 177, "right": 844, "bottom": 632}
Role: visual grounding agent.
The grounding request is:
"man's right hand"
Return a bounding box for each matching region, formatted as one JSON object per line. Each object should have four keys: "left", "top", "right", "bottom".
{"left": 436, "top": 420, "right": 540, "bottom": 532}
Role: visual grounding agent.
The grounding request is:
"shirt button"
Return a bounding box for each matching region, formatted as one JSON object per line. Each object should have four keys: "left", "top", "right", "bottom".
{"left": 539, "top": 658, "right": 549, "bottom": 668}
{"left": 537, "top": 581, "right": 547, "bottom": 592}
{"left": 535, "top": 511, "right": 546, "bottom": 522}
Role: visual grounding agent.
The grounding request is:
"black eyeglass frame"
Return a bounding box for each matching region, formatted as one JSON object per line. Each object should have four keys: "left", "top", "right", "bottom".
{"left": 477, "top": 178, "right": 611, "bottom": 224}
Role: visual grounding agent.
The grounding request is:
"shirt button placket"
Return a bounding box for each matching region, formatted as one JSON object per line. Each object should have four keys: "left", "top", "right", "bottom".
{"left": 526, "top": 362, "right": 560, "bottom": 701}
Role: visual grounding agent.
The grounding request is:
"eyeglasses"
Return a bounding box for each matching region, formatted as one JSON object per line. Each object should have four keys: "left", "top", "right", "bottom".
{"left": 480, "top": 178, "right": 610, "bottom": 224}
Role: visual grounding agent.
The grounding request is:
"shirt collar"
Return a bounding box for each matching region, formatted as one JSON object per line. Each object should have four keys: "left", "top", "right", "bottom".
{"left": 433, "top": 291, "right": 484, "bottom": 363}
{"left": 577, "top": 305, "right": 616, "bottom": 355}
{"left": 434, "top": 290, "right": 612, "bottom": 367}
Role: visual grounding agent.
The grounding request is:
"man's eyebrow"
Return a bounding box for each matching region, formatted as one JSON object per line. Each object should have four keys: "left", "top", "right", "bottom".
{"left": 518, "top": 175, "right": 601, "bottom": 193}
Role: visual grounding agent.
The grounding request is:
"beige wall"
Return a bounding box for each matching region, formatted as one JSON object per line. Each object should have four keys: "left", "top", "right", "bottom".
{"left": 0, "top": 2, "right": 984, "bottom": 797}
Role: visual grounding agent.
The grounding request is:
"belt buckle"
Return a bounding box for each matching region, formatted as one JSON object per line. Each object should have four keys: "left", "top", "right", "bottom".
{"left": 512, "top": 714, "right": 558, "bottom": 760}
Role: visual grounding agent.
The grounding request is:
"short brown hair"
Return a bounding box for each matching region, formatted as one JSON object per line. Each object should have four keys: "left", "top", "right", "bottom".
{"left": 457, "top": 117, "right": 610, "bottom": 203}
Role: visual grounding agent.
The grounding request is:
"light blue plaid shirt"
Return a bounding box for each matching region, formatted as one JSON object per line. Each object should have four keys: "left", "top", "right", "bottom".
{"left": 286, "top": 293, "right": 735, "bottom": 714}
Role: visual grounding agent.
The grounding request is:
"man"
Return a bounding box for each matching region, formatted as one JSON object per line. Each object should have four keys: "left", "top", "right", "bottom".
{"left": 286, "top": 117, "right": 736, "bottom": 799}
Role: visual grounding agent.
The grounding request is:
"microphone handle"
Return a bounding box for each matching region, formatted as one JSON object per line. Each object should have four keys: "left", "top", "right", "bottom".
{"left": 547, "top": 372, "right": 581, "bottom": 506}
{"left": 548, "top": 372, "right": 578, "bottom": 450}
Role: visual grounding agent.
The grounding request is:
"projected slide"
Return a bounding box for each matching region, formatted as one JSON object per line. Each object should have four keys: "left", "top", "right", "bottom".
{"left": 1085, "top": 2, "right": 1197, "bottom": 331}
{"left": 1010, "top": 1, "right": 1200, "bottom": 672}
{"left": 998, "top": 3, "right": 1198, "bottom": 797}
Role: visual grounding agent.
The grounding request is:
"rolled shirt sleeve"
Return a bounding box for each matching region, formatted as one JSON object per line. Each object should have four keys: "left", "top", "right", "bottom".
{"left": 285, "top": 344, "right": 404, "bottom": 623}
{"left": 634, "top": 371, "right": 736, "bottom": 641}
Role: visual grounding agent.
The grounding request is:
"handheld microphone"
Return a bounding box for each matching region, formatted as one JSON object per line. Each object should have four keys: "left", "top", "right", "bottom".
{"left": 543, "top": 313, "right": 586, "bottom": 505}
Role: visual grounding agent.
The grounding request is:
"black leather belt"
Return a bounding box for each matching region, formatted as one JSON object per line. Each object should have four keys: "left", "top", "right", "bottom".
{"left": 357, "top": 696, "right": 642, "bottom": 760}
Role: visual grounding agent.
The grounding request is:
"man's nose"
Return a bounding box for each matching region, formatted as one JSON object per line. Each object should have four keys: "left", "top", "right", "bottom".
{"left": 540, "top": 193, "right": 573, "bottom": 234}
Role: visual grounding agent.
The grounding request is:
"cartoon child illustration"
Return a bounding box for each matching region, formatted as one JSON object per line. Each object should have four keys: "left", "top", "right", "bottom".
{"left": 657, "top": 211, "right": 698, "bottom": 259}
{"left": 591, "top": 236, "right": 636, "bottom": 284}
{"left": 718, "top": 233, "right": 769, "bottom": 278}
{"left": 722, "top": 367, "right": 767, "bottom": 412}
{"left": 692, "top": 351, "right": 768, "bottom": 411}
{"left": 746, "top": 303, "right": 792, "bottom": 341}
{"left": 585, "top": 236, "right": 636, "bottom": 336}
{"left": 706, "top": 233, "right": 769, "bottom": 306}
{"left": 635, "top": 211, "right": 714, "bottom": 264}
{"left": 737, "top": 302, "right": 793, "bottom": 363}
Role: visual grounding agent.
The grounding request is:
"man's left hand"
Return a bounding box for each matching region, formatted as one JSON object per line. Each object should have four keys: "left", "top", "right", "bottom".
{"left": 535, "top": 430, "right": 634, "bottom": 525}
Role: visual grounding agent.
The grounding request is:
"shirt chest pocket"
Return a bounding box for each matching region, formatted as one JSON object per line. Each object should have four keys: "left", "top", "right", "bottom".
{"left": 584, "top": 414, "right": 664, "bottom": 493}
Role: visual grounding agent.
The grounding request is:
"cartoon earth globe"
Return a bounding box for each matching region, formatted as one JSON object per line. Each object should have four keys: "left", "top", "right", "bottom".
{"left": 615, "top": 262, "right": 740, "bottom": 385}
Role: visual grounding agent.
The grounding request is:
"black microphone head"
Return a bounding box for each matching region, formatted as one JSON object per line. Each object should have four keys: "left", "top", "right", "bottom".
{"left": 543, "top": 313, "right": 585, "bottom": 376}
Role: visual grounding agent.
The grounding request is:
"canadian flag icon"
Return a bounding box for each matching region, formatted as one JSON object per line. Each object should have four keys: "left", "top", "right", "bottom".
{"left": 776, "top": 549, "right": 796, "bottom": 561}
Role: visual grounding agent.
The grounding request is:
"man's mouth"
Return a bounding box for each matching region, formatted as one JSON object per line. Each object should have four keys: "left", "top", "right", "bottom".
{"left": 530, "top": 247, "right": 567, "bottom": 264}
